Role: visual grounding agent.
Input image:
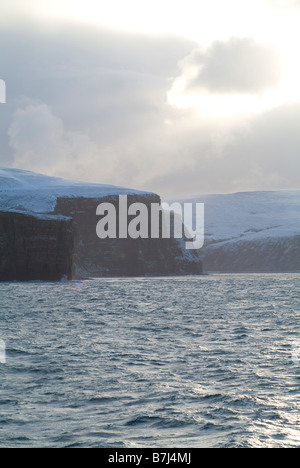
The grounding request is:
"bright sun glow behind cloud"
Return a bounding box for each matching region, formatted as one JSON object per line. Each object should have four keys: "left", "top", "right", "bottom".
{"left": 1, "top": 0, "right": 300, "bottom": 193}
{"left": 3, "top": 0, "right": 300, "bottom": 117}
{"left": 168, "top": 39, "right": 300, "bottom": 118}
{"left": 25, "top": 0, "right": 300, "bottom": 116}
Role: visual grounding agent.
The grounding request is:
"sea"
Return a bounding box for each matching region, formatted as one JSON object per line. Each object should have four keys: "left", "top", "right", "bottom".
{"left": 0, "top": 274, "right": 299, "bottom": 448}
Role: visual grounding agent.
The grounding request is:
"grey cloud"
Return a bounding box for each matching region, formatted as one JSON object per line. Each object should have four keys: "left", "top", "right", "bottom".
{"left": 0, "top": 23, "right": 196, "bottom": 134}
{"left": 148, "top": 102, "right": 300, "bottom": 197}
{"left": 8, "top": 101, "right": 101, "bottom": 180}
{"left": 179, "top": 38, "right": 283, "bottom": 94}
{"left": 1, "top": 20, "right": 299, "bottom": 197}
{"left": 0, "top": 22, "right": 196, "bottom": 185}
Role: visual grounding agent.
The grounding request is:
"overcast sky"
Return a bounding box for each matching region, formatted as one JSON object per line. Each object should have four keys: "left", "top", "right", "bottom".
{"left": 1, "top": 0, "right": 300, "bottom": 196}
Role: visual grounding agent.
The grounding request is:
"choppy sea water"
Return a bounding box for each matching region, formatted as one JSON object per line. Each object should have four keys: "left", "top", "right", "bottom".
{"left": 0, "top": 274, "right": 300, "bottom": 448}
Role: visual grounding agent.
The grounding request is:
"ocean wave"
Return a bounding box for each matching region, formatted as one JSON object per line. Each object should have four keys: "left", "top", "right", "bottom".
{"left": 1, "top": 274, "right": 299, "bottom": 448}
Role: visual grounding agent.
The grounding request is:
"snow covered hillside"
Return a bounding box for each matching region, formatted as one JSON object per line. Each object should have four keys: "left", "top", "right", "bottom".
{"left": 168, "top": 191, "right": 300, "bottom": 272}
{"left": 0, "top": 167, "right": 148, "bottom": 214}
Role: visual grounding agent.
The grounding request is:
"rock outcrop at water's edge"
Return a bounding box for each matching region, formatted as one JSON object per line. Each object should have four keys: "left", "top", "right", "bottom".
{"left": 0, "top": 211, "right": 74, "bottom": 281}
{"left": 0, "top": 168, "right": 203, "bottom": 281}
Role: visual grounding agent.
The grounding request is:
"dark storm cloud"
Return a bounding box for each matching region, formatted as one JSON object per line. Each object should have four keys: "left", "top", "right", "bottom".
{"left": 180, "top": 37, "right": 283, "bottom": 94}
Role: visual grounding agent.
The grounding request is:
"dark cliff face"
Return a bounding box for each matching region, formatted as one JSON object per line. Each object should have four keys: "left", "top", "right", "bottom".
{"left": 200, "top": 235, "right": 300, "bottom": 273}
{"left": 0, "top": 168, "right": 203, "bottom": 281}
{"left": 55, "top": 195, "right": 203, "bottom": 278}
{"left": 0, "top": 211, "right": 74, "bottom": 281}
{"left": 0, "top": 194, "right": 202, "bottom": 281}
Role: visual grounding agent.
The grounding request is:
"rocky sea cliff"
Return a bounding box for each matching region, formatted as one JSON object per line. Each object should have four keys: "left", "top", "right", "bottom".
{"left": 0, "top": 168, "right": 202, "bottom": 281}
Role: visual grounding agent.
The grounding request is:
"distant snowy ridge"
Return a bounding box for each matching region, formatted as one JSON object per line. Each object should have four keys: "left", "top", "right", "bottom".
{"left": 0, "top": 167, "right": 149, "bottom": 214}
{"left": 168, "top": 190, "right": 300, "bottom": 272}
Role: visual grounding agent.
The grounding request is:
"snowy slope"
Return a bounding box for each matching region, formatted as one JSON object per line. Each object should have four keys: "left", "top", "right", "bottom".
{"left": 169, "top": 190, "right": 300, "bottom": 244}
{"left": 167, "top": 191, "right": 300, "bottom": 272}
{"left": 0, "top": 167, "right": 148, "bottom": 214}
